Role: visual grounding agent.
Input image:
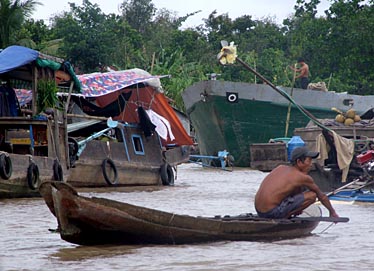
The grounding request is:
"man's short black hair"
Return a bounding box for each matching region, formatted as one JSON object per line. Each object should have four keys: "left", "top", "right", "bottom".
{"left": 297, "top": 57, "right": 305, "bottom": 63}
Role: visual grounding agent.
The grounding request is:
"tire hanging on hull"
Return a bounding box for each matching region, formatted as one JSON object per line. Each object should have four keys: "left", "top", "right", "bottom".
{"left": 160, "top": 163, "right": 174, "bottom": 186}
{"left": 0, "top": 153, "right": 12, "bottom": 180}
{"left": 102, "top": 158, "right": 118, "bottom": 185}
{"left": 27, "top": 162, "right": 40, "bottom": 190}
{"left": 53, "top": 159, "right": 63, "bottom": 182}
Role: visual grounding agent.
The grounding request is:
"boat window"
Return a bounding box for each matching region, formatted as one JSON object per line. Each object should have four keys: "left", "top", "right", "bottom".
{"left": 131, "top": 134, "right": 145, "bottom": 155}
{"left": 343, "top": 99, "right": 354, "bottom": 106}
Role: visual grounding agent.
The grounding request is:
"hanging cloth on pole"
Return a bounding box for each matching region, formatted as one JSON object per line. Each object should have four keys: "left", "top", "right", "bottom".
{"left": 146, "top": 109, "right": 175, "bottom": 141}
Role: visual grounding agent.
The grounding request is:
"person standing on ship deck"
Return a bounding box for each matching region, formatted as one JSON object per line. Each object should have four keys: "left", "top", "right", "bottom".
{"left": 289, "top": 57, "right": 309, "bottom": 89}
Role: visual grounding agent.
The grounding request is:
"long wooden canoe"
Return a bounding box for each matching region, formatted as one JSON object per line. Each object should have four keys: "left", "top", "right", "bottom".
{"left": 39, "top": 181, "right": 348, "bottom": 245}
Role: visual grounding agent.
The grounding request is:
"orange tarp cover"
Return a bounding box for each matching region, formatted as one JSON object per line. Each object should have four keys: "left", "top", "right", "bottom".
{"left": 95, "top": 86, "right": 193, "bottom": 146}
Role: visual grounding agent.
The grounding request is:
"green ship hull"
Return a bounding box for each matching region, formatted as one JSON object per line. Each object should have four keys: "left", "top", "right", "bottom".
{"left": 182, "top": 81, "right": 374, "bottom": 167}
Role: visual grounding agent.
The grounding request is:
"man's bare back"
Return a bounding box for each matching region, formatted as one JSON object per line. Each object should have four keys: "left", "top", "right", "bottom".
{"left": 255, "top": 165, "right": 313, "bottom": 213}
{"left": 254, "top": 147, "right": 339, "bottom": 219}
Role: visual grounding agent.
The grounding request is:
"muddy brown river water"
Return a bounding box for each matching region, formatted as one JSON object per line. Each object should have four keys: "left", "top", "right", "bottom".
{"left": 1, "top": 163, "right": 374, "bottom": 270}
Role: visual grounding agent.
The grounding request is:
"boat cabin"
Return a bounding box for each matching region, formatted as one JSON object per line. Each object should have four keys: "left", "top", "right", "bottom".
{"left": 0, "top": 45, "right": 79, "bottom": 197}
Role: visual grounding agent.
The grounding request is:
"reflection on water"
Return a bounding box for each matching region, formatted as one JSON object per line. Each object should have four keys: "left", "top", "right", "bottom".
{"left": 52, "top": 245, "right": 138, "bottom": 262}
{"left": 1, "top": 163, "right": 374, "bottom": 270}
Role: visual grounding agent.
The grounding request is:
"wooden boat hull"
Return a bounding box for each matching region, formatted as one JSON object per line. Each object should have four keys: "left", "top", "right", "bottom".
{"left": 0, "top": 118, "right": 69, "bottom": 198}
{"left": 0, "top": 154, "right": 57, "bottom": 198}
{"left": 66, "top": 124, "right": 190, "bottom": 187}
{"left": 40, "top": 181, "right": 322, "bottom": 245}
{"left": 182, "top": 80, "right": 374, "bottom": 166}
{"left": 0, "top": 125, "right": 189, "bottom": 198}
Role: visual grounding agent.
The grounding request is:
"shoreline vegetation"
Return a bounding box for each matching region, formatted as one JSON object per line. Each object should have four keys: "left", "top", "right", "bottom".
{"left": 1, "top": 0, "right": 373, "bottom": 112}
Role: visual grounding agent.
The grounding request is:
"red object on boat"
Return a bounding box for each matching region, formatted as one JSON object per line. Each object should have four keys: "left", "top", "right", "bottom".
{"left": 357, "top": 150, "right": 374, "bottom": 164}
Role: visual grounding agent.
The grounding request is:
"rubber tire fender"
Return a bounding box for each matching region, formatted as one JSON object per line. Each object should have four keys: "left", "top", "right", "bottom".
{"left": 0, "top": 153, "right": 12, "bottom": 180}
{"left": 101, "top": 158, "right": 118, "bottom": 185}
{"left": 53, "top": 160, "right": 63, "bottom": 182}
{"left": 160, "top": 163, "right": 174, "bottom": 186}
{"left": 27, "top": 163, "right": 40, "bottom": 190}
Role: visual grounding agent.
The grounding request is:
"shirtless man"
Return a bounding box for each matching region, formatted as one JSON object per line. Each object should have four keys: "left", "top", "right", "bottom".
{"left": 254, "top": 146, "right": 339, "bottom": 219}
{"left": 290, "top": 57, "right": 309, "bottom": 89}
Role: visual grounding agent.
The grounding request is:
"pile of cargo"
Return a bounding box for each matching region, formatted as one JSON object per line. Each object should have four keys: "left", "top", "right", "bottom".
{"left": 333, "top": 107, "right": 361, "bottom": 126}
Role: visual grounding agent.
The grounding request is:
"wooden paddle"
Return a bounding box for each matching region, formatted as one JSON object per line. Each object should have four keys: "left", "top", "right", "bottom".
{"left": 291, "top": 216, "right": 349, "bottom": 223}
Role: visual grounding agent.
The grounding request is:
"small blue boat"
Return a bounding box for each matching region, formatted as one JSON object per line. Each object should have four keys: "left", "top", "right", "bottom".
{"left": 328, "top": 190, "right": 374, "bottom": 203}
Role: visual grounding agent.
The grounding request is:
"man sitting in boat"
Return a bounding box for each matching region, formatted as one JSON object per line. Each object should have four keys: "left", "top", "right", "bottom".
{"left": 289, "top": 57, "right": 309, "bottom": 89}
{"left": 254, "top": 147, "right": 339, "bottom": 219}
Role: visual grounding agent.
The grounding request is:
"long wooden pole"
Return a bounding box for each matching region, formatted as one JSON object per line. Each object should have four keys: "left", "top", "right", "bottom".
{"left": 32, "top": 65, "right": 38, "bottom": 116}
{"left": 284, "top": 64, "right": 297, "bottom": 137}
{"left": 64, "top": 81, "right": 75, "bottom": 169}
{"left": 327, "top": 73, "right": 333, "bottom": 90}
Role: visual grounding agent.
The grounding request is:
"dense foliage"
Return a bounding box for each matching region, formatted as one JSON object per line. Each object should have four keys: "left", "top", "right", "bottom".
{"left": 1, "top": 0, "right": 374, "bottom": 111}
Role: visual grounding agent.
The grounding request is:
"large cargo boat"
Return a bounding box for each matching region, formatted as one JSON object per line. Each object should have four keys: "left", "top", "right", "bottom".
{"left": 182, "top": 80, "right": 374, "bottom": 166}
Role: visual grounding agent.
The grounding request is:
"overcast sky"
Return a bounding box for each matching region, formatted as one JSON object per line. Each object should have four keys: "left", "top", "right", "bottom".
{"left": 32, "top": 0, "right": 333, "bottom": 26}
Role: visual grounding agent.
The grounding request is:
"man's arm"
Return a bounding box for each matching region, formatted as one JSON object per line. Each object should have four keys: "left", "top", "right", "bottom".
{"left": 302, "top": 176, "right": 339, "bottom": 217}
{"left": 289, "top": 65, "right": 300, "bottom": 72}
{"left": 316, "top": 190, "right": 339, "bottom": 217}
{"left": 295, "top": 66, "right": 308, "bottom": 78}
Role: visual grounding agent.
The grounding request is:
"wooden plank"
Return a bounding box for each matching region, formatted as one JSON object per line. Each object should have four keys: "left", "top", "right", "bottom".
{"left": 291, "top": 216, "right": 349, "bottom": 223}
{"left": 218, "top": 214, "right": 349, "bottom": 223}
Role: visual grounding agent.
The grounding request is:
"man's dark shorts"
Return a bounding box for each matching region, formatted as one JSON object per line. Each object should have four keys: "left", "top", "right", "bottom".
{"left": 256, "top": 193, "right": 304, "bottom": 219}
{"left": 300, "top": 77, "right": 309, "bottom": 89}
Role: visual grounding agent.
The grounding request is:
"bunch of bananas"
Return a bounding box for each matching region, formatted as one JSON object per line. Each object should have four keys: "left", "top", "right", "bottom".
{"left": 332, "top": 107, "right": 361, "bottom": 126}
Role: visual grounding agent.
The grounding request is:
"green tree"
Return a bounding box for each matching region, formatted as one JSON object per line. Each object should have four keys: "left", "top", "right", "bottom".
{"left": 0, "top": 0, "right": 41, "bottom": 48}
{"left": 284, "top": 0, "right": 325, "bottom": 63}
{"left": 120, "top": 0, "right": 156, "bottom": 34}
{"left": 14, "top": 18, "right": 51, "bottom": 49}
{"left": 17, "top": 0, "right": 374, "bottom": 109}
{"left": 110, "top": 20, "right": 145, "bottom": 70}
{"left": 204, "top": 11, "right": 235, "bottom": 52}
{"left": 168, "top": 28, "right": 213, "bottom": 64}
{"left": 51, "top": 0, "right": 123, "bottom": 72}
{"left": 284, "top": 0, "right": 374, "bottom": 93}
{"left": 152, "top": 48, "right": 208, "bottom": 110}
{"left": 325, "top": 0, "right": 374, "bottom": 93}
{"left": 243, "top": 18, "right": 286, "bottom": 55}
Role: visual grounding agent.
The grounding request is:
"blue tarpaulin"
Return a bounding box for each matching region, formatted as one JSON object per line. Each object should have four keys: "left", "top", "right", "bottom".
{"left": 0, "top": 45, "right": 81, "bottom": 92}
{"left": 0, "top": 46, "right": 39, "bottom": 74}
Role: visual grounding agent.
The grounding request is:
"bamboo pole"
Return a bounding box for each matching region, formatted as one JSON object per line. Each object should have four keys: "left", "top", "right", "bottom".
{"left": 53, "top": 108, "right": 60, "bottom": 161}
{"left": 284, "top": 64, "right": 297, "bottom": 137}
{"left": 254, "top": 60, "right": 257, "bottom": 83}
{"left": 150, "top": 52, "right": 155, "bottom": 74}
{"left": 32, "top": 66, "right": 38, "bottom": 116}
{"left": 64, "top": 81, "right": 75, "bottom": 169}
{"left": 67, "top": 113, "right": 109, "bottom": 121}
{"left": 327, "top": 73, "right": 333, "bottom": 91}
